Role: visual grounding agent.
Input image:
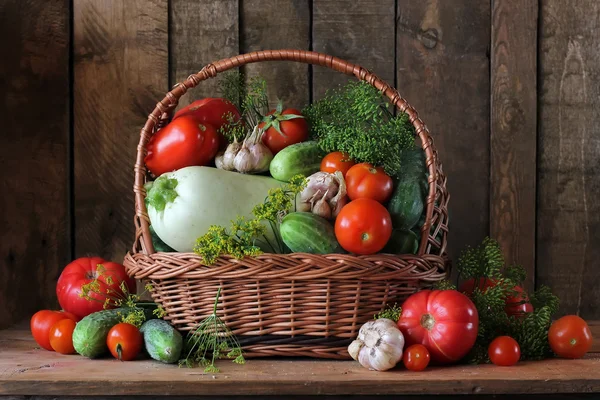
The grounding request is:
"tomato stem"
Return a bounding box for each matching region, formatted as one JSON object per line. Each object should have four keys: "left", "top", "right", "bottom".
{"left": 420, "top": 313, "right": 436, "bottom": 331}
{"left": 117, "top": 343, "right": 123, "bottom": 361}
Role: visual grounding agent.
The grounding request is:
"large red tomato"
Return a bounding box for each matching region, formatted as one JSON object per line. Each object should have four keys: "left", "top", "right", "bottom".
{"left": 30, "top": 310, "right": 77, "bottom": 351}
{"left": 397, "top": 290, "right": 479, "bottom": 364}
{"left": 144, "top": 116, "right": 220, "bottom": 177}
{"left": 345, "top": 163, "right": 394, "bottom": 204}
{"left": 258, "top": 106, "right": 308, "bottom": 154}
{"left": 548, "top": 315, "right": 593, "bottom": 359}
{"left": 334, "top": 198, "right": 392, "bottom": 255}
{"left": 460, "top": 278, "right": 533, "bottom": 317}
{"left": 56, "top": 257, "right": 136, "bottom": 320}
{"left": 173, "top": 98, "right": 242, "bottom": 149}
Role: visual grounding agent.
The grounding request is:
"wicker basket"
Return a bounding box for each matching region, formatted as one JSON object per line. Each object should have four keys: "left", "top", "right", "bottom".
{"left": 123, "top": 49, "right": 450, "bottom": 359}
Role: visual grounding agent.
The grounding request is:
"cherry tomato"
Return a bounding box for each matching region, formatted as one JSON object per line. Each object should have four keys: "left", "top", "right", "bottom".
{"left": 488, "top": 336, "right": 521, "bottom": 366}
{"left": 345, "top": 163, "right": 394, "bottom": 204}
{"left": 173, "top": 97, "right": 242, "bottom": 149}
{"left": 106, "top": 323, "right": 143, "bottom": 361}
{"left": 460, "top": 278, "right": 533, "bottom": 318}
{"left": 320, "top": 151, "right": 356, "bottom": 178}
{"left": 403, "top": 344, "right": 431, "bottom": 371}
{"left": 334, "top": 198, "right": 392, "bottom": 255}
{"left": 548, "top": 315, "right": 592, "bottom": 359}
{"left": 30, "top": 310, "right": 77, "bottom": 351}
{"left": 144, "top": 116, "right": 220, "bottom": 176}
{"left": 258, "top": 106, "right": 308, "bottom": 154}
{"left": 49, "top": 318, "right": 76, "bottom": 354}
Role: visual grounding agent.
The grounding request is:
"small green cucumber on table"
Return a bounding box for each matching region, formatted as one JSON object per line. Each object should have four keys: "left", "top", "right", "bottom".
{"left": 140, "top": 319, "right": 183, "bottom": 364}
{"left": 280, "top": 212, "right": 343, "bottom": 254}
{"left": 269, "top": 141, "right": 326, "bottom": 182}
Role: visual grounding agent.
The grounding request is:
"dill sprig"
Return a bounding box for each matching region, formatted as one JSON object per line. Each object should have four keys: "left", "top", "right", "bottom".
{"left": 374, "top": 303, "right": 402, "bottom": 322}
{"left": 180, "top": 287, "right": 245, "bottom": 373}
{"left": 194, "top": 175, "right": 307, "bottom": 264}
{"left": 302, "top": 80, "right": 416, "bottom": 178}
{"left": 456, "top": 237, "right": 560, "bottom": 364}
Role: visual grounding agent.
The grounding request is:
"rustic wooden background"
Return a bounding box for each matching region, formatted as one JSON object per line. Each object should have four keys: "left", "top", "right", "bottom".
{"left": 1, "top": 0, "right": 598, "bottom": 330}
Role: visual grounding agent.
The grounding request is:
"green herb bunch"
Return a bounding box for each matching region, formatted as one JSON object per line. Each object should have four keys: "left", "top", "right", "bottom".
{"left": 194, "top": 174, "right": 307, "bottom": 264}
{"left": 302, "top": 80, "right": 416, "bottom": 178}
{"left": 453, "top": 237, "right": 560, "bottom": 364}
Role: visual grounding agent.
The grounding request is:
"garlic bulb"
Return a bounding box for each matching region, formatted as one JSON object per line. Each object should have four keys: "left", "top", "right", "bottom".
{"left": 298, "top": 171, "right": 348, "bottom": 219}
{"left": 215, "top": 126, "right": 273, "bottom": 174}
{"left": 348, "top": 318, "right": 405, "bottom": 371}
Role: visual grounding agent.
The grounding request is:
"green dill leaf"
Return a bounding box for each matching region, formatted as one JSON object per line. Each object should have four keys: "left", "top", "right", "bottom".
{"left": 374, "top": 303, "right": 402, "bottom": 322}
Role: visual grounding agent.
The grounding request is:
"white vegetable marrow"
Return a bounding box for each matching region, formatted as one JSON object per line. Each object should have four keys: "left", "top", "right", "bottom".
{"left": 145, "top": 166, "right": 284, "bottom": 253}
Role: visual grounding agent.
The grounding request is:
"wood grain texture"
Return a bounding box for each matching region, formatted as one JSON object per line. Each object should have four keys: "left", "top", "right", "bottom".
{"left": 312, "top": 0, "right": 396, "bottom": 100}
{"left": 170, "top": 0, "right": 239, "bottom": 108}
{"left": 73, "top": 0, "right": 168, "bottom": 261}
{"left": 0, "top": 0, "right": 70, "bottom": 329}
{"left": 490, "top": 0, "right": 538, "bottom": 291}
{"left": 396, "top": 0, "right": 491, "bottom": 275}
{"left": 1, "top": 325, "right": 599, "bottom": 397}
{"left": 537, "top": 0, "right": 600, "bottom": 318}
{"left": 241, "top": 0, "right": 310, "bottom": 108}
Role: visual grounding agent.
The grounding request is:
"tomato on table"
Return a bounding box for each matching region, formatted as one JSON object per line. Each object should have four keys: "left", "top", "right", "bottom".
{"left": 334, "top": 198, "right": 392, "bottom": 255}
{"left": 258, "top": 104, "right": 308, "bottom": 154}
{"left": 459, "top": 278, "right": 533, "bottom": 318}
{"left": 403, "top": 344, "right": 431, "bottom": 371}
{"left": 320, "top": 151, "right": 356, "bottom": 178}
{"left": 56, "top": 256, "right": 136, "bottom": 320}
{"left": 548, "top": 315, "right": 592, "bottom": 359}
{"left": 49, "top": 318, "right": 77, "bottom": 354}
{"left": 172, "top": 97, "right": 242, "bottom": 149}
{"left": 345, "top": 163, "right": 394, "bottom": 204}
{"left": 144, "top": 116, "right": 220, "bottom": 177}
{"left": 488, "top": 336, "right": 521, "bottom": 366}
{"left": 107, "top": 323, "right": 144, "bottom": 361}
{"left": 30, "top": 310, "right": 77, "bottom": 351}
{"left": 397, "top": 289, "right": 479, "bottom": 364}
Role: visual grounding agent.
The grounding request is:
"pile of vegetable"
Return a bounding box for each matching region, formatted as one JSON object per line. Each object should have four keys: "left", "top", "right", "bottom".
{"left": 142, "top": 72, "right": 429, "bottom": 260}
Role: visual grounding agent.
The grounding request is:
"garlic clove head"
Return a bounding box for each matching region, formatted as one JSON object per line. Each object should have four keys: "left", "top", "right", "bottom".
{"left": 350, "top": 318, "right": 405, "bottom": 372}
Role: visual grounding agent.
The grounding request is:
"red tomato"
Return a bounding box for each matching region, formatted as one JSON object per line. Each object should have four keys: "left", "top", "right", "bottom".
{"left": 172, "top": 97, "right": 242, "bottom": 149}
{"left": 397, "top": 289, "right": 479, "bottom": 364}
{"left": 49, "top": 318, "right": 77, "bottom": 355}
{"left": 320, "top": 151, "right": 356, "bottom": 178}
{"left": 30, "top": 310, "right": 76, "bottom": 351}
{"left": 56, "top": 256, "right": 136, "bottom": 320}
{"left": 144, "top": 116, "right": 220, "bottom": 177}
{"left": 107, "top": 323, "right": 143, "bottom": 361}
{"left": 334, "top": 198, "right": 392, "bottom": 255}
{"left": 548, "top": 315, "right": 593, "bottom": 359}
{"left": 460, "top": 278, "right": 533, "bottom": 317}
{"left": 403, "top": 344, "right": 431, "bottom": 371}
{"left": 488, "top": 336, "right": 520, "bottom": 366}
{"left": 258, "top": 107, "right": 308, "bottom": 154}
{"left": 345, "top": 163, "right": 394, "bottom": 204}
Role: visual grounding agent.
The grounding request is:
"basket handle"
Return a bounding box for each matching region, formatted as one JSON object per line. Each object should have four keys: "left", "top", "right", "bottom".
{"left": 132, "top": 49, "right": 441, "bottom": 256}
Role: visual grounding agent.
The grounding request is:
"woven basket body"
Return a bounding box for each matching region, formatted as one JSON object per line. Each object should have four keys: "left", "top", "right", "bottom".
{"left": 124, "top": 49, "right": 450, "bottom": 359}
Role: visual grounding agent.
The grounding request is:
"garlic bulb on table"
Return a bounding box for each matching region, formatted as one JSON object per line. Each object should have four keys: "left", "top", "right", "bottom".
{"left": 348, "top": 318, "right": 405, "bottom": 371}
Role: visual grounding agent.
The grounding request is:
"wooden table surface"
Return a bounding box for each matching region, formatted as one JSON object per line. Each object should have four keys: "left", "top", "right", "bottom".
{"left": 1, "top": 323, "right": 600, "bottom": 398}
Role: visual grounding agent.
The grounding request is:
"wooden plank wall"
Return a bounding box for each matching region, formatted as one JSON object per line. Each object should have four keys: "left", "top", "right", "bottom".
{"left": 1, "top": 0, "right": 599, "bottom": 329}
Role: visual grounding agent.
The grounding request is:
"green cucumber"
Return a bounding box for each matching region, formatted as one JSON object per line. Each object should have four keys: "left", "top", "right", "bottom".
{"left": 280, "top": 212, "right": 343, "bottom": 254}
{"left": 140, "top": 319, "right": 183, "bottom": 364}
{"left": 382, "top": 229, "right": 419, "bottom": 254}
{"left": 387, "top": 180, "right": 425, "bottom": 230}
{"left": 269, "top": 141, "right": 326, "bottom": 182}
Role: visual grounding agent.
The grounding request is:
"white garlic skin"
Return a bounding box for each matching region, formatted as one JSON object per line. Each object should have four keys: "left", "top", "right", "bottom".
{"left": 348, "top": 318, "right": 405, "bottom": 371}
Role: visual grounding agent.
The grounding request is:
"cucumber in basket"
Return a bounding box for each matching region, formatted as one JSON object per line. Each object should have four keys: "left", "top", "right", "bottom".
{"left": 280, "top": 212, "right": 344, "bottom": 254}
{"left": 269, "top": 141, "right": 326, "bottom": 182}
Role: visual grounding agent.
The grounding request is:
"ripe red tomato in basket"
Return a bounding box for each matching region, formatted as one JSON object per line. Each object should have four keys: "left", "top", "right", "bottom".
{"left": 320, "top": 151, "right": 356, "bottom": 178}
{"left": 488, "top": 336, "right": 521, "bottom": 366}
{"left": 334, "top": 198, "right": 392, "bottom": 255}
{"left": 144, "top": 116, "right": 220, "bottom": 177}
{"left": 460, "top": 278, "right": 533, "bottom": 318}
{"left": 30, "top": 310, "right": 77, "bottom": 351}
{"left": 106, "top": 323, "right": 143, "bottom": 361}
{"left": 56, "top": 256, "right": 136, "bottom": 320}
{"left": 548, "top": 315, "right": 593, "bottom": 359}
{"left": 173, "top": 97, "right": 242, "bottom": 149}
{"left": 49, "top": 318, "right": 77, "bottom": 355}
{"left": 258, "top": 106, "right": 308, "bottom": 154}
{"left": 397, "top": 289, "right": 479, "bottom": 364}
{"left": 345, "top": 163, "right": 394, "bottom": 203}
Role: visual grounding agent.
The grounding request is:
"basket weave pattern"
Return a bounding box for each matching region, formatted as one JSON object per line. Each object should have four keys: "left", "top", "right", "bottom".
{"left": 123, "top": 49, "right": 450, "bottom": 359}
